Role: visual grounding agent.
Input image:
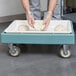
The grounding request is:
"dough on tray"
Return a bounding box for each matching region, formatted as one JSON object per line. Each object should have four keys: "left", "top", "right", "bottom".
{"left": 18, "top": 25, "right": 29, "bottom": 31}
{"left": 54, "top": 25, "right": 68, "bottom": 32}
{"left": 34, "top": 22, "right": 45, "bottom": 31}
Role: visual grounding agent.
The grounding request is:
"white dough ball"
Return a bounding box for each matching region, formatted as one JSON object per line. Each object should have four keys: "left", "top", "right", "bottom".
{"left": 18, "top": 25, "right": 29, "bottom": 31}
{"left": 54, "top": 25, "right": 68, "bottom": 31}
{"left": 34, "top": 22, "right": 45, "bottom": 31}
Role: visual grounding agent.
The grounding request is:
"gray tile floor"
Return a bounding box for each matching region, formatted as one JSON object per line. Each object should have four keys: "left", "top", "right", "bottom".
{"left": 0, "top": 22, "right": 76, "bottom": 76}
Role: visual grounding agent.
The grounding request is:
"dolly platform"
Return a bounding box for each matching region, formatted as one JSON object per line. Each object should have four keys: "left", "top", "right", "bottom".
{"left": 1, "top": 20, "right": 75, "bottom": 58}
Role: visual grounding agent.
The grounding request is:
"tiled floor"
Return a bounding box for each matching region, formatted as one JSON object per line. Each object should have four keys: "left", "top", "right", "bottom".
{"left": 0, "top": 22, "right": 76, "bottom": 76}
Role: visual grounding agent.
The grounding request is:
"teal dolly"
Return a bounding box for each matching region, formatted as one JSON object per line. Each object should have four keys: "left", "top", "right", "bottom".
{"left": 1, "top": 20, "right": 75, "bottom": 58}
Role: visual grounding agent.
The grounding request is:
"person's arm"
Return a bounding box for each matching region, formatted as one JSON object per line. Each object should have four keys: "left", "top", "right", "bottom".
{"left": 43, "top": 0, "right": 58, "bottom": 30}
{"left": 21, "top": 0, "right": 34, "bottom": 27}
{"left": 48, "top": 0, "right": 57, "bottom": 15}
{"left": 21, "top": 0, "right": 30, "bottom": 14}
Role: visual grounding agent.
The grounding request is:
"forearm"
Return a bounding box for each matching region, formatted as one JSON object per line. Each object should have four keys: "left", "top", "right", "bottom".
{"left": 21, "top": 0, "right": 31, "bottom": 14}
{"left": 48, "top": 0, "right": 57, "bottom": 15}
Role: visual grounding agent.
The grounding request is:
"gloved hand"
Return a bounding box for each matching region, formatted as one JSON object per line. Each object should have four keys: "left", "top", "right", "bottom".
{"left": 26, "top": 12, "right": 35, "bottom": 28}
{"left": 43, "top": 11, "right": 52, "bottom": 30}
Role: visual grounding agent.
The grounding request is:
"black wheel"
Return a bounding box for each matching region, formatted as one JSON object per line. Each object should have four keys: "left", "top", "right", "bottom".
{"left": 8, "top": 46, "right": 21, "bottom": 57}
{"left": 60, "top": 49, "right": 71, "bottom": 58}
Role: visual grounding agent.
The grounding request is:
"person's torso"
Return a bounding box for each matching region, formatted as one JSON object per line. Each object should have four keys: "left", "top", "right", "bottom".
{"left": 29, "top": 0, "right": 48, "bottom": 11}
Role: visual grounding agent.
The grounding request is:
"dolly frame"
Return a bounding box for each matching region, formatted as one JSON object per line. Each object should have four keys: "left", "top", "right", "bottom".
{"left": 1, "top": 21, "right": 75, "bottom": 58}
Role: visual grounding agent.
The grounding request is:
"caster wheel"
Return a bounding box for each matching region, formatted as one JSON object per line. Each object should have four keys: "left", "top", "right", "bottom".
{"left": 8, "top": 46, "right": 21, "bottom": 57}
{"left": 60, "top": 49, "right": 71, "bottom": 58}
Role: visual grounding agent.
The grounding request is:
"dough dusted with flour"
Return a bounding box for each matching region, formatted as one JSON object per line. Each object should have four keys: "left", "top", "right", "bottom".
{"left": 18, "top": 25, "right": 29, "bottom": 31}
{"left": 54, "top": 25, "right": 68, "bottom": 32}
{"left": 34, "top": 22, "right": 45, "bottom": 31}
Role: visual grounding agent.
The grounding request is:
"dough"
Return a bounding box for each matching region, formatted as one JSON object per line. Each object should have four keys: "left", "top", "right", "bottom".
{"left": 54, "top": 25, "right": 68, "bottom": 32}
{"left": 18, "top": 25, "right": 29, "bottom": 31}
{"left": 34, "top": 22, "right": 45, "bottom": 31}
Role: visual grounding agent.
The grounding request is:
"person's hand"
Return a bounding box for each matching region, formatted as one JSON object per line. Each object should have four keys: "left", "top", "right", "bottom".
{"left": 43, "top": 12, "right": 52, "bottom": 30}
{"left": 26, "top": 12, "right": 35, "bottom": 28}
